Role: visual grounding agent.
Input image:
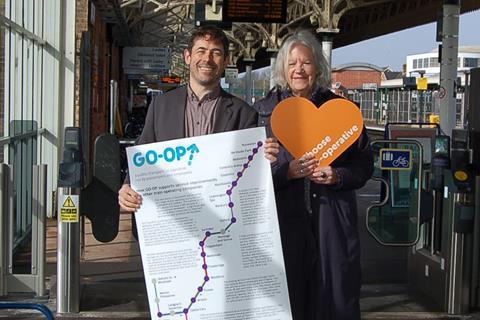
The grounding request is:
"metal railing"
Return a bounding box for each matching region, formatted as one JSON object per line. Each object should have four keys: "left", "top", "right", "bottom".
{"left": 1, "top": 127, "right": 45, "bottom": 249}
{"left": 350, "top": 89, "right": 466, "bottom": 128}
{"left": 0, "top": 164, "right": 47, "bottom": 296}
{"left": 0, "top": 128, "right": 46, "bottom": 147}
{"left": 0, "top": 128, "right": 48, "bottom": 297}
{"left": 0, "top": 302, "right": 54, "bottom": 320}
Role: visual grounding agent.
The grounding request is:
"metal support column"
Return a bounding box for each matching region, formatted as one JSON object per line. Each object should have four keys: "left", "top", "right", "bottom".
{"left": 56, "top": 127, "right": 84, "bottom": 314}
{"left": 474, "top": 176, "right": 480, "bottom": 307}
{"left": 31, "top": 165, "right": 48, "bottom": 297}
{"left": 467, "top": 68, "right": 480, "bottom": 308}
{"left": 268, "top": 50, "right": 278, "bottom": 90}
{"left": 317, "top": 29, "right": 339, "bottom": 85}
{"left": 243, "top": 31, "right": 255, "bottom": 105}
{"left": 245, "top": 62, "right": 253, "bottom": 105}
{"left": 110, "top": 80, "right": 118, "bottom": 135}
{"left": 0, "top": 164, "right": 10, "bottom": 296}
{"left": 321, "top": 35, "right": 333, "bottom": 69}
{"left": 439, "top": 0, "right": 460, "bottom": 136}
{"left": 448, "top": 193, "right": 474, "bottom": 314}
{"left": 56, "top": 187, "right": 81, "bottom": 313}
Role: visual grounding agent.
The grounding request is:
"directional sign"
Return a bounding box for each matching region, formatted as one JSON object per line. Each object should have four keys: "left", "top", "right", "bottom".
{"left": 380, "top": 149, "right": 412, "bottom": 170}
{"left": 123, "top": 47, "right": 171, "bottom": 75}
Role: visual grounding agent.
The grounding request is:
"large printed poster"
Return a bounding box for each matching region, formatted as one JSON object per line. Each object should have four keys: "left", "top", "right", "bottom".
{"left": 126, "top": 127, "right": 292, "bottom": 320}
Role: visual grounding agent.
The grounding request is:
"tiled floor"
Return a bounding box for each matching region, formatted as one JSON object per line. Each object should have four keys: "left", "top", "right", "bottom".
{"left": 2, "top": 213, "right": 150, "bottom": 319}
{"left": 2, "top": 198, "right": 480, "bottom": 319}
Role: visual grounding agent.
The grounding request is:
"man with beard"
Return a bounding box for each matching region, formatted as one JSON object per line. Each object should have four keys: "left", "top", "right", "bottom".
{"left": 119, "top": 25, "right": 278, "bottom": 211}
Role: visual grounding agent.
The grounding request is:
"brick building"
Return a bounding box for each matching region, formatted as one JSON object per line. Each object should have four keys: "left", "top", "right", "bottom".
{"left": 331, "top": 63, "right": 386, "bottom": 95}
{"left": 75, "top": 0, "right": 127, "bottom": 170}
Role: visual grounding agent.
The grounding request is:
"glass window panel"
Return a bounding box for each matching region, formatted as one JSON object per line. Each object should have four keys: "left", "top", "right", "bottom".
{"left": 464, "top": 58, "right": 479, "bottom": 68}
{"left": 0, "top": 23, "right": 5, "bottom": 158}
{"left": 25, "top": 0, "right": 34, "bottom": 33}
{"left": 1, "top": 0, "right": 48, "bottom": 272}
{"left": 9, "top": 120, "right": 37, "bottom": 273}
{"left": 14, "top": 0, "right": 23, "bottom": 25}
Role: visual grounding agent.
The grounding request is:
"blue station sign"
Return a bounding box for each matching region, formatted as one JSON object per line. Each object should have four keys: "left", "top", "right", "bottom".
{"left": 380, "top": 148, "right": 412, "bottom": 170}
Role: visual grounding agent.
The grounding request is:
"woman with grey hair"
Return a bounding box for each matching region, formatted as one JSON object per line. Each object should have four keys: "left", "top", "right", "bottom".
{"left": 254, "top": 30, "right": 373, "bottom": 320}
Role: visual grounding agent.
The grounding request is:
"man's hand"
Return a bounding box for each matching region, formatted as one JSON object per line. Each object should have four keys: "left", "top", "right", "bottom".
{"left": 264, "top": 137, "right": 280, "bottom": 163}
{"left": 118, "top": 184, "right": 142, "bottom": 212}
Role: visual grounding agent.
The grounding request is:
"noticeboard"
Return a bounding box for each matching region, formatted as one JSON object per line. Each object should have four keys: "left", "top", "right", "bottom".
{"left": 223, "top": 0, "right": 287, "bottom": 23}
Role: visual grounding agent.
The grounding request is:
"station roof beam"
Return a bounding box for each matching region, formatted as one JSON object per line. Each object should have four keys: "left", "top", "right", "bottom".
{"left": 94, "top": 0, "right": 480, "bottom": 73}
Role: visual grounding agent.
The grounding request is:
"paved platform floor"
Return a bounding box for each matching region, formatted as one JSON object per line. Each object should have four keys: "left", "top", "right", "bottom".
{"left": 2, "top": 186, "right": 480, "bottom": 319}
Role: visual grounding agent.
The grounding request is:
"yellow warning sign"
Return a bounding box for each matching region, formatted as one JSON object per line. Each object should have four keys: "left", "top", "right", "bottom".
{"left": 59, "top": 195, "right": 79, "bottom": 223}
{"left": 417, "top": 77, "right": 428, "bottom": 91}
{"left": 62, "top": 196, "right": 76, "bottom": 208}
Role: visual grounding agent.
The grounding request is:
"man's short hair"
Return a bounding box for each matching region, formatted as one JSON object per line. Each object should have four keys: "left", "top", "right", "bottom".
{"left": 187, "top": 25, "right": 229, "bottom": 58}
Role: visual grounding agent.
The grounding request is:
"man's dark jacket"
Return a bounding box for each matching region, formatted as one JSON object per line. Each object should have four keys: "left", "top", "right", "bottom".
{"left": 125, "top": 85, "right": 257, "bottom": 183}
{"left": 138, "top": 86, "right": 257, "bottom": 144}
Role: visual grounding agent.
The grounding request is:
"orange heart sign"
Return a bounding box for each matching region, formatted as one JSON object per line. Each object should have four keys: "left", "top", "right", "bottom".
{"left": 271, "top": 97, "right": 364, "bottom": 166}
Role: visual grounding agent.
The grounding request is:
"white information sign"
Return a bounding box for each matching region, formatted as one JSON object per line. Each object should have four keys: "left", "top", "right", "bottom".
{"left": 362, "top": 82, "right": 378, "bottom": 90}
{"left": 127, "top": 127, "right": 292, "bottom": 320}
{"left": 123, "top": 47, "right": 171, "bottom": 74}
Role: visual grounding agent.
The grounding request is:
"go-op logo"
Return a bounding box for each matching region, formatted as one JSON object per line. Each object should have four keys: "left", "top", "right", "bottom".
{"left": 133, "top": 144, "right": 200, "bottom": 167}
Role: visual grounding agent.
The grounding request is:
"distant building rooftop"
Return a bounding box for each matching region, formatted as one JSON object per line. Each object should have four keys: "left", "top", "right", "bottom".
{"left": 384, "top": 71, "right": 404, "bottom": 80}
{"left": 332, "top": 62, "right": 386, "bottom": 72}
{"left": 429, "top": 45, "right": 480, "bottom": 53}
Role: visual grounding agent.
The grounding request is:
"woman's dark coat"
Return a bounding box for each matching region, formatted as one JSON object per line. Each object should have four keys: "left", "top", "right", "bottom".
{"left": 254, "top": 88, "right": 374, "bottom": 320}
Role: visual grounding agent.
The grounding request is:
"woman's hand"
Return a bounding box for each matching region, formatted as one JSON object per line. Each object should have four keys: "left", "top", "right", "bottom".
{"left": 309, "top": 166, "right": 340, "bottom": 185}
{"left": 287, "top": 152, "right": 317, "bottom": 180}
{"left": 264, "top": 137, "right": 280, "bottom": 163}
{"left": 118, "top": 184, "right": 142, "bottom": 212}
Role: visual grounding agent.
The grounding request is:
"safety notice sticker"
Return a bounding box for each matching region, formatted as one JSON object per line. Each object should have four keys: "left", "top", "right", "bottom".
{"left": 59, "top": 195, "right": 79, "bottom": 223}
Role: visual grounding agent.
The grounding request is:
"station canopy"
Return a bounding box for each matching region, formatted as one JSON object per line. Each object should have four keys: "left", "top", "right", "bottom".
{"left": 93, "top": 0, "right": 480, "bottom": 76}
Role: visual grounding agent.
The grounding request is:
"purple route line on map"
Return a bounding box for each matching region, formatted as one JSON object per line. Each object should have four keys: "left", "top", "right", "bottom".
{"left": 153, "top": 141, "right": 264, "bottom": 319}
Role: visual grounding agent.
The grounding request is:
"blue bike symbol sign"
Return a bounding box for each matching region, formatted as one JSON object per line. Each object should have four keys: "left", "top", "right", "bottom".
{"left": 380, "top": 149, "right": 412, "bottom": 170}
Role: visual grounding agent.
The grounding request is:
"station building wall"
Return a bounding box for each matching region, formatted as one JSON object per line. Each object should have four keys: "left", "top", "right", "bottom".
{"left": 331, "top": 69, "right": 382, "bottom": 90}
{"left": 74, "top": 1, "right": 125, "bottom": 176}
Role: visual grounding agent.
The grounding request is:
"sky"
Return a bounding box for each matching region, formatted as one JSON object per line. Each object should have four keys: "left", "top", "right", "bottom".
{"left": 332, "top": 9, "right": 479, "bottom": 71}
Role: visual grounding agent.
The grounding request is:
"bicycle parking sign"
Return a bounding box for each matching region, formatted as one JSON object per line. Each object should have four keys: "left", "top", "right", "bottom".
{"left": 380, "top": 149, "right": 412, "bottom": 170}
